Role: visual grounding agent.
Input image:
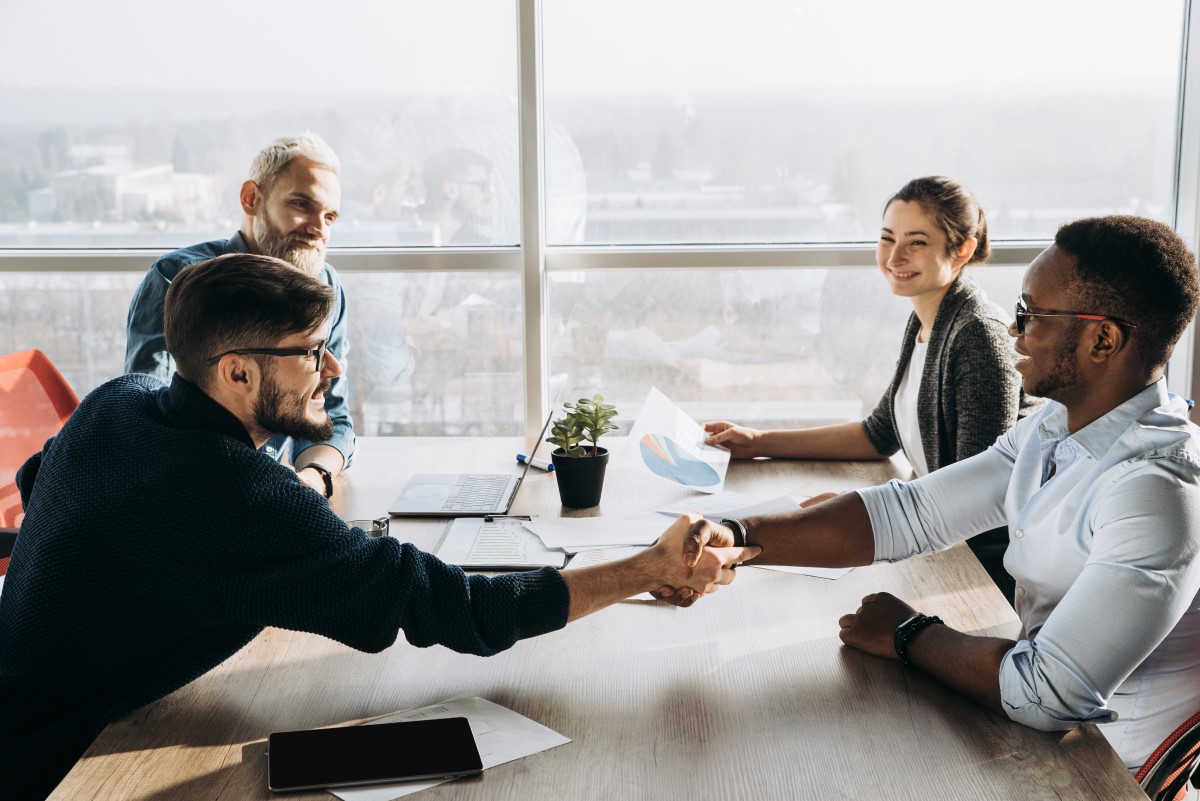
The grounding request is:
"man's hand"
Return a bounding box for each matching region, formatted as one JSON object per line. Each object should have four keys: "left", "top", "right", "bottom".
{"left": 703, "top": 421, "right": 765, "bottom": 459}
{"left": 561, "top": 514, "right": 759, "bottom": 621}
{"left": 649, "top": 515, "right": 759, "bottom": 607}
{"left": 837, "top": 592, "right": 917, "bottom": 659}
{"left": 295, "top": 465, "right": 329, "bottom": 496}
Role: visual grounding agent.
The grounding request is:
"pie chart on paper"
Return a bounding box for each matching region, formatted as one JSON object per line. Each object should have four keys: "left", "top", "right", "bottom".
{"left": 638, "top": 433, "right": 720, "bottom": 488}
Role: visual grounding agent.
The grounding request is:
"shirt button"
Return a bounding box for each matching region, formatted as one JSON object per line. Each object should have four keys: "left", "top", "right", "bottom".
{"left": 1015, "top": 529, "right": 1024, "bottom": 538}
{"left": 1016, "top": 587, "right": 1026, "bottom": 597}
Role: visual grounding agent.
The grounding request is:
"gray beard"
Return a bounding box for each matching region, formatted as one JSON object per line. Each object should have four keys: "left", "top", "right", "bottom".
{"left": 254, "top": 216, "right": 326, "bottom": 276}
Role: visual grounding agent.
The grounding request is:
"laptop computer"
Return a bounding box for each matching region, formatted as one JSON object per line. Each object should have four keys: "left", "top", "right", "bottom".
{"left": 388, "top": 404, "right": 558, "bottom": 517}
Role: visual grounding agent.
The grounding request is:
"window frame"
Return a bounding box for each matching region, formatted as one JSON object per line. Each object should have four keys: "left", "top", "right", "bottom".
{"left": 1, "top": 0, "right": 1198, "bottom": 431}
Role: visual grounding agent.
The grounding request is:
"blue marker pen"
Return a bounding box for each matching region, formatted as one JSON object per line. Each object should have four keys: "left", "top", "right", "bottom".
{"left": 516, "top": 453, "right": 555, "bottom": 472}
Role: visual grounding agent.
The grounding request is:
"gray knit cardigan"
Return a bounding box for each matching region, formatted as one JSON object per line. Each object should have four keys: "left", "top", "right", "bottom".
{"left": 861, "top": 274, "right": 1028, "bottom": 470}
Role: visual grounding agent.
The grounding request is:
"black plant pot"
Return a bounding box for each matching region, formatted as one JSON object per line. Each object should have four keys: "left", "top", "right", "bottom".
{"left": 551, "top": 447, "right": 609, "bottom": 508}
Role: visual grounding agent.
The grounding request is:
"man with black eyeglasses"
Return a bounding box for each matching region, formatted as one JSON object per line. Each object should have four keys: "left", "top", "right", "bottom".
{"left": 125, "top": 132, "right": 375, "bottom": 500}
{"left": 2, "top": 252, "right": 755, "bottom": 801}
{"left": 681, "top": 215, "right": 1200, "bottom": 773}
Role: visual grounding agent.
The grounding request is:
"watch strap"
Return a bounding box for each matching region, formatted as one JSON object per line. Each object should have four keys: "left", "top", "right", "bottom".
{"left": 893, "top": 612, "right": 944, "bottom": 667}
{"left": 304, "top": 463, "right": 334, "bottom": 499}
{"left": 721, "top": 518, "right": 747, "bottom": 548}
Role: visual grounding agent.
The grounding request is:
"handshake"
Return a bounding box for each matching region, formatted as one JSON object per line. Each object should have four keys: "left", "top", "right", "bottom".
{"left": 640, "top": 513, "right": 761, "bottom": 607}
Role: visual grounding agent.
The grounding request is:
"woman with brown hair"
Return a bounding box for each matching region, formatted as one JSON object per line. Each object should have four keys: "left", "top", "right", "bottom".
{"left": 706, "top": 176, "right": 1028, "bottom": 601}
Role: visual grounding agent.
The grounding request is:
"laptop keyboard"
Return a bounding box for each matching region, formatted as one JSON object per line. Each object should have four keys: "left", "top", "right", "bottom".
{"left": 441, "top": 474, "right": 512, "bottom": 512}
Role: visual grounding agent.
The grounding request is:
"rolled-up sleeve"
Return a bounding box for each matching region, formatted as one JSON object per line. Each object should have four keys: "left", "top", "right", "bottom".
{"left": 999, "top": 467, "right": 1200, "bottom": 731}
{"left": 125, "top": 261, "right": 175, "bottom": 381}
{"left": 860, "top": 442, "right": 1013, "bottom": 561}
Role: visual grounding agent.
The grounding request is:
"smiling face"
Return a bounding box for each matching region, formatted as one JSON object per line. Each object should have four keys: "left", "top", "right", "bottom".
{"left": 877, "top": 200, "right": 968, "bottom": 307}
{"left": 1011, "top": 246, "right": 1087, "bottom": 403}
{"left": 249, "top": 157, "right": 341, "bottom": 276}
{"left": 252, "top": 328, "right": 342, "bottom": 443}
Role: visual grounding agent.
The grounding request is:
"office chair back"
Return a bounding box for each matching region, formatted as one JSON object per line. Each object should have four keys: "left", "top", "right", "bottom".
{"left": 1136, "top": 707, "right": 1200, "bottom": 801}
{"left": 0, "top": 349, "right": 80, "bottom": 574}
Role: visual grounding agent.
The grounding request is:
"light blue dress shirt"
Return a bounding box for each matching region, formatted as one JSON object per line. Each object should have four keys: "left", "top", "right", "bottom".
{"left": 860, "top": 379, "right": 1200, "bottom": 769}
{"left": 124, "top": 232, "right": 355, "bottom": 466}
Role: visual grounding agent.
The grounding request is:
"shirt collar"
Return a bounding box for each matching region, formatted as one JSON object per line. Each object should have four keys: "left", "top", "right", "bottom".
{"left": 228, "top": 230, "right": 252, "bottom": 253}
{"left": 1038, "top": 379, "right": 1172, "bottom": 459}
{"left": 160, "top": 373, "right": 256, "bottom": 449}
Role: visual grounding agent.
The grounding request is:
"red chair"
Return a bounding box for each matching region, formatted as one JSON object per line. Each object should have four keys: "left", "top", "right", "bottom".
{"left": 1136, "top": 708, "right": 1200, "bottom": 801}
{"left": 0, "top": 349, "right": 80, "bottom": 575}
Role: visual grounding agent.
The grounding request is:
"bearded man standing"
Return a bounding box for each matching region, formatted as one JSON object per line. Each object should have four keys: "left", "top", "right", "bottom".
{"left": 126, "top": 132, "right": 355, "bottom": 497}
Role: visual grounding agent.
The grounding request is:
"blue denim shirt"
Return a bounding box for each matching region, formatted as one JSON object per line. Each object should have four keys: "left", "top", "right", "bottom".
{"left": 860, "top": 380, "right": 1200, "bottom": 769}
{"left": 124, "top": 231, "right": 355, "bottom": 466}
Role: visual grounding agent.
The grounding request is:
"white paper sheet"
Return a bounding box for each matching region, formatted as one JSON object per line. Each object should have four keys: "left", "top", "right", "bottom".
{"left": 435, "top": 518, "right": 567, "bottom": 569}
{"left": 564, "top": 546, "right": 659, "bottom": 601}
{"left": 522, "top": 514, "right": 670, "bottom": 552}
{"left": 750, "top": 564, "right": 854, "bottom": 580}
{"left": 657, "top": 493, "right": 800, "bottom": 523}
{"left": 656, "top": 490, "right": 764, "bottom": 518}
{"left": 333, "top": 695, "right": 570, "bottom": 801}
{"left": 623, "top": 387, "right": 730, "bottom": 493}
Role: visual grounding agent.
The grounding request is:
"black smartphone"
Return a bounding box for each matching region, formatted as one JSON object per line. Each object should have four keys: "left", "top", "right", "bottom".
{"left": 267, "top": 716, "right": 483, "bottom": 793}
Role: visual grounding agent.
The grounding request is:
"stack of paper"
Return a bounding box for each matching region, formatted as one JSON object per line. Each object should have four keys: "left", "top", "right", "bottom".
{"left": 521, "top": 514, "right": 669, "bottom": 553}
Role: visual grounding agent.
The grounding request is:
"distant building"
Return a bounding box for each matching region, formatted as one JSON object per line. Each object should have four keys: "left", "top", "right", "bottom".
{"left": 26, "top": 141, "right": 220, "bottom": 224}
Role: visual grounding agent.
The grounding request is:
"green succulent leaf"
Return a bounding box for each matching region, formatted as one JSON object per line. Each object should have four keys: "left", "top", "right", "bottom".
{"left": 547, "top": 393, "right": 619, "bottom": 456}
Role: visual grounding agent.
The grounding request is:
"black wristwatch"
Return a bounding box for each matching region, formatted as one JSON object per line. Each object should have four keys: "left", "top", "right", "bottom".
{"left": 721, "top": 518, "right": 747, "bottom": 547}
{"left": 893, "top": 612, "right": 944, "bottom": 667}
{"left": 304, "top": 464, "right": 334, "bottom": 499}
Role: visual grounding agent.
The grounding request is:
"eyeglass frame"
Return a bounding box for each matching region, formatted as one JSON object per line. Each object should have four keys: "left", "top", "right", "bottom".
{"left": 205, "top": 339, "right": 328, "bottom": 372}
{"left": 1013, "top": 298, "right": 1136, "bottom": 335}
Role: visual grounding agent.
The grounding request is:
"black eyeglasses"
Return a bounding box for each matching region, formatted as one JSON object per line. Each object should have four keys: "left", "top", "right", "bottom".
{"left": 1013, "top": 299, "right": 1135, "bottom": 335}
{"left": 205, "top": 339, "right": 328, "bottom": 372}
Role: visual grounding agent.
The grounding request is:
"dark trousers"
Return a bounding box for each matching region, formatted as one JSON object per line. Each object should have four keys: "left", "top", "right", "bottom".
{"left": 965, "top": 526, "right": 1016, "bottom": 607}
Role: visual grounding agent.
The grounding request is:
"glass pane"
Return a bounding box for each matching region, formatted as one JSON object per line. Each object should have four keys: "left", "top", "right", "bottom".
{"left": 0, "top": 273, "right": 141, "bottom": 394}
{"left": 548, "top": 265, "right": 1027, "bottom": 428}
{"left": 342, "top": 272, "right": 522, "bottom": 436}
{"left": 543, "top": 0, "right": 1185, "bottom": 245}
{"left": 0, "top": 1, "right": 518, "bottom": 248}
{"left": 0, "top": 270, "right": 522, "bottom": 436}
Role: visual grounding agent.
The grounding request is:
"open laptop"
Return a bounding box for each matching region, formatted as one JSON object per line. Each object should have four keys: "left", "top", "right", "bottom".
{"left": 388, "top": 403, "right": 558, "bottom": 517}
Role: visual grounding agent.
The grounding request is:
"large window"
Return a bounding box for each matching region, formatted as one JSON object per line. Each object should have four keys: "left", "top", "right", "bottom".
{"left": 542, "top": 0, "right": 1184, "bottom": 245}
{"left": 1, "top": 1, "right": 1195, "bottom": 435}
{"left": 547, "top": 262, "right": 1029, "bottom": 425}
{"left": 0, "top": 0, "right": 521, "bottom": 249}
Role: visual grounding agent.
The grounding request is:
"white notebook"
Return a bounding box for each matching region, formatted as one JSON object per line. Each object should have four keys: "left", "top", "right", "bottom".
{"left": 434, "top": 517, "right": 567, "bottom": 570}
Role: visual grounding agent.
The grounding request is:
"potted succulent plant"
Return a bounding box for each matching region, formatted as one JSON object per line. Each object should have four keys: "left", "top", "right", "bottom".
{"left": 546, "top": 394, "right": 619, "bottom": 508}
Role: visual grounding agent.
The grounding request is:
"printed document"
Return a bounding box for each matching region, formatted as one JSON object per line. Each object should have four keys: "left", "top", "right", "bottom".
{"left": 623, "top": 387, "right": 730, "bottom": 493}
{"left": 334, "top": 695, "right": 570, "bottom": 801}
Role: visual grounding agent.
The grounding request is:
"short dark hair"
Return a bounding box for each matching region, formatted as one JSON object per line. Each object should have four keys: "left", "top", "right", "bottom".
{"left": 886, "top": 176, "right": 991, "bottom": 265}
{"left": 1055, "top": 215, "right": 1199, "bottom": 371}
{"left": 164, "top": 253, "right": 334, "bottom": 387}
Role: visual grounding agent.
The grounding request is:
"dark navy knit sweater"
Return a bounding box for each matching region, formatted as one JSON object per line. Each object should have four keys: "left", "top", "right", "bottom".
{"left": 0, "top": 373, "right": 569, "bottom": 800}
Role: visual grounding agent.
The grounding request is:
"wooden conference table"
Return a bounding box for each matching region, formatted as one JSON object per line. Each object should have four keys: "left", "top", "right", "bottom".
{"left": 51, "top": 437, "right": 1144, "bottom": 800}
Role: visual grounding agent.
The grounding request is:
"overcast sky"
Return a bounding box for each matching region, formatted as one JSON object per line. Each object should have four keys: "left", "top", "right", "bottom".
{"left": 0, "top": 0, "right": 1185, "bottom": 94}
